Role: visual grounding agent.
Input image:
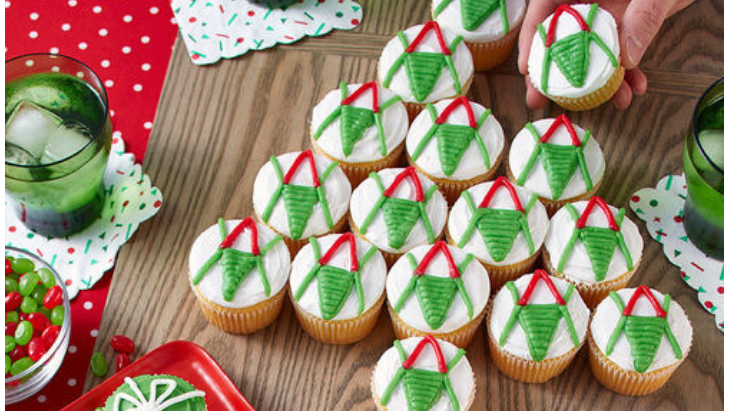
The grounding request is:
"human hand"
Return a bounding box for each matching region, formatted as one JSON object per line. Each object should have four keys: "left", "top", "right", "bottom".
{"left": 517, "top": 0, "right": 696, "bottom": 109}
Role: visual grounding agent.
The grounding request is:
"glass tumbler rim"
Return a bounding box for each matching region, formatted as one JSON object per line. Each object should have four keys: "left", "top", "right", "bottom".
{"left": 691, "top": 77, "right": 724, "bottom": 174}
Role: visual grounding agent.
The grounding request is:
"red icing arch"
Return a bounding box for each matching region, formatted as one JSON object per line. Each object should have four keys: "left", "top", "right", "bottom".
{"left": 545, "top": 5, "right": 590, "bottom": 47}
{"left": 539, "top": 114, "right": 582, "bottom": 147}
{"left": 219, "top": 217, "right": 260, "bottom": 255}
{"left": 383, "top": 167, "right": 425, "bottom": 202}
{"left": 517, "top": 269, "right": 566, "bottom": 306}
{"left": 283, "top": 150, "right": 321, "bottom": 187}
{"left": 575, "top": 196, "right": 619, "bottom": 231}
{"left": 405, "top": 21, "right": 451, "bottom": 56}
{"left": 318, "top": 232, "right": 360, "bottom": 272}
{"left": 415, "top": 241, "right": 460, "bottom": 279}
{"left": 402, "top": 335, "right": 448, "bottom": 373}
{"left": 477, "top": 177, "right": 525, "bottom": 212}
{"left": 341, "top": 81, "right": 380, "bottom": 113}
{"left": 434, "top": 96, "right": 477, "bottom": 129}
{"left": 623, "top": 285, "right": 667, "bottom": 318}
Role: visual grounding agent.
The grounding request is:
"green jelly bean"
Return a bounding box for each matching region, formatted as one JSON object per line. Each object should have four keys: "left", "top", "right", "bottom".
{"left": 15, "top": 321, "right": 33, "bottom": 346}
{"left": 90, "top": 352, "right": 108, "bottom": 377}
{"left": 6, "top": 256, "right": 15, "bottom": 264}
{"left": 37, "top": 306, "right": 51, "bottom": 319}
{"left": 31, "top": 286, "right": 47, "bottom": 304}
{"left": 6, "top": 311, "right": 19, "bottom": 323}
{"left": 51, "top": 306, "right": 65, "bottom": 326}
{"left": 19, "top": 272, "right": 40, "bottom": 297}
{"left": 37, "top": 268, "right": 56, "bottom": 287}
{"left": 20, "top": 296, "right": 38, "bottom": 314}
{"left": 5, "top": 335, "right": 16, "bottom": 354}
{"left": 10, "top": 357, "right": 34, "bottom": 375}
{"left": 6, "top": 272, "right": 19, "bottom": 283}
{"left": 5, "top": 355, "right": 10, "bottom": 374}
{"left": 11, "top": 258, "right": 35, "bottom": 274}
{"left": 5, "top": 277, "right": 19, "bottom": 294}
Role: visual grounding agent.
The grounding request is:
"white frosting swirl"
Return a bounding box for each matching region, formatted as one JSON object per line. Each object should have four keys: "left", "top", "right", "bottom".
{"left": 432, "top": 0, "right": 526, "bottom": 43}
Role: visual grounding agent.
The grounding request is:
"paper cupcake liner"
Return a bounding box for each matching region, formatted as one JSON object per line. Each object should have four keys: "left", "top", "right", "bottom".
{"left": 548, "top": 64, "right": 625, "bottom": 111}
{"left": 192, "top": 285, "right": 287, "bottom": 334}
{"left": 466, "top": 26, "right": 520, "bottom": 71}
{"left": 291, "top": 292, "right": 386, "bottom": 344}
{"left": 259, "top": 213, "right": 349, "bottom": 256}
{"left": 505, "top": 167, "right": 602, "bottom": 216}
{"left": 386, "top": 302, "right": 486, "bottom": 349}
{"left": 542, "top": 250, "right": 636, "bottom": 308}
{"left": 400, "top": 76, "right": 474, "bottom": 123}
{"left": 587, "top": 333, "right": 687, "bottom": 396}
{"left": 312, "top": 139, "right": 407, "bottom": 187}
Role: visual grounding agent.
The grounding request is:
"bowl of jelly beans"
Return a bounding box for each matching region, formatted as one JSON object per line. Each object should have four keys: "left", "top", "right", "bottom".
{"left": 5, "top": 247, "right": 71, "bottom": 404}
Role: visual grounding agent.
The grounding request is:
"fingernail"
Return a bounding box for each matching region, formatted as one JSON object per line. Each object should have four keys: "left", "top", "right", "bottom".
{"left": 625, "top": 35, "right": 644, "bottom": 67}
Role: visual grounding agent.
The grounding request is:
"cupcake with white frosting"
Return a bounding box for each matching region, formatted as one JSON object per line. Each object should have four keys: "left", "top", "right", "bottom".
{"left": 311, "top": 82, "right": 408, "bottom": 185}
{"left": 527, "top": 3, "right": 623, "bottom": 111}
{"left": 189, "top": 217, "right": 291, "bottom": 334}
{"left": 507, "top": 115, "right": 605, "bottom": 214}
{"left": 371, "top": 336, "right": 475, "bottom": 411}
{"left": 406, "top": 97, "right": 505, "bottom": 203}
{"left": 588, "top": 286, "right": 693, "bottom": 396}
{"left": 289, "top": 233, "right": 387, "bottom": 344}
{"left": 350, "top": 166, "right": 448, "bottom": 266}
{"left": 543, "top": 196, "right": 644, "bottom": 307}
{"left": 432, "top": 0, "right": 526, "bottom": 71}
{"left": 487, "top": 270, "right": 590, "bottom": 383}
{"left": 447, "top": 177, "right": 549, "bottom": 289}
{"left": 386, "top": 241, "right": 490, "bottom": 348}
{"left": 252, "top": 150, "right": 351, "bottom": 254}
{"left": 378, "top": 21, "right": 474, "bottom": 120}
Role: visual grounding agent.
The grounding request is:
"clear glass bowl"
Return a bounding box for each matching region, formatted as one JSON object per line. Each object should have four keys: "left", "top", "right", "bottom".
{"left": 4, "top": 247, "right": 71, "bottom": 404}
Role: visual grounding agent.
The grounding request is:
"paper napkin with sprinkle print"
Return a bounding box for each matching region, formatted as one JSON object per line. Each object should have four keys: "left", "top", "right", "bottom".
{"left": 5, "top": 137, "right": 163, "bottom": 300}
{"left": 172, "top": 0, "right": 362, "bottom": 65}
{"left": 629, "top": 174, "right": 724, "bottom": 332}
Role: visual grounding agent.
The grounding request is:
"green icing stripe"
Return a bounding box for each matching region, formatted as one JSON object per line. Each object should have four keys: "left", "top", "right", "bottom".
{"left": 498, "top": 281, "right": 522, "bottom": 346}
{"left": 605, "top": 291, "right": 626, "bottom": 355}
{"left": 432, "top": 0, "right": 454, "bottom": 18}
{"left": 261, "top": 156, "right": 285, "bottom": 223}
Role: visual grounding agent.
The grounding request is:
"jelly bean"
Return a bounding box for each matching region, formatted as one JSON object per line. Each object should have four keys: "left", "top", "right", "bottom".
{"left": 6, "top": 311, "right": 19, "bottom": 324}
{"left": 5, "top": 322, "right": 18, "bottom": 337}
{"left": 15, "top": 321, "right": 33, "bottom": 346}
{"left": 5, "top": 258, "right": 12, "bottom": 275}
{"left": 116, "top": 353, "right": 131, "bottom": 372}
{"left": 19, "top": 272, "right": 39, "bottom": 297}
{"left": 27, "top": 313, "right": 51, "bottom": 332}
{"left": 11, "top": 258, "right": 35, "bottom": 274}
{"left": 10, "top": 357, "right": 34, "bottom": 375}
{"left": 5, "top": 291, "right": 22, "bottom": 312}
{"left": 37, "top": 306, "right": 52, "bottom": 319}
{"left": 31, "top": 287, "right": 47, "bottom": 305}
{"left": 27, "top": 338, "right": 48, "bottom": 362}
{"left": 5, "top": 335, "right": 16, "bottom": 354}
{"left": 37, "top": 268, "right": 56, "bottom": 287}
{"left": 43, "top": 285, "right": 63, "bottom": 309}
{"left": 18, "top": 312, "right": 29, "bottom": 322}
{"left": 51, "top": 306, "right": 65, "bottom": 326}
{"left": 8, "top": 345, "right": 27, "bottom": 362}
{"left": 5, "top": 277, "right": 19, "bottom": 294}
{"left": 20, "top": 296, "right": 38, "bottom": 314}
{"left": 41, "top": 325, "right": 60, "bottom": 347}
{"left": 91, "top": 352, "right": 108, "bottom": 377}
{"left": 4, "top": 354, "right": 10, "bottom": 374}
{"left": 6, "top": 272, "right": 19, "bottom": 284}
{"left": 110, "top": 335, "right": 135, "bottom": 354}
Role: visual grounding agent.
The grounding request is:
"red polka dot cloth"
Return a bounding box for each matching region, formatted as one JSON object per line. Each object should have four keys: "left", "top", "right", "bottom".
{"left": 5, "top": 1, "right": 177, "bottom": 409}
{"left": 630, "top": 174, "right": 724, "bottom": 332}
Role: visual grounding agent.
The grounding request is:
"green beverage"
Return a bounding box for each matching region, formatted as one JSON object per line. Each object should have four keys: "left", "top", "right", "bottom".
{"left": 683, "top": 78, "right": 723, "bottom": 260}
{"left": 5, "top": 54, "right": 112, "bottom": 237}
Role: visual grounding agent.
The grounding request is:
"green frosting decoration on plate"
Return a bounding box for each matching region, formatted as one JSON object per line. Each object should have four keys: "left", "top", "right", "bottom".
{"left": 103, "top": 374, "right": 206, "bottom": 411}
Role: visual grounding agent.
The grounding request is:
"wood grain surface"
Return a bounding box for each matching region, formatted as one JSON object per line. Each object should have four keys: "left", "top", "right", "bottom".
{"left": 85, "top": 0, "right": 724, "bottom": 410}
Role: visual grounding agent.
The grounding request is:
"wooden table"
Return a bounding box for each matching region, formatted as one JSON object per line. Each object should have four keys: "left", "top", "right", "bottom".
{"left": 85, "top": 1, "right": 724, "bottom": 409}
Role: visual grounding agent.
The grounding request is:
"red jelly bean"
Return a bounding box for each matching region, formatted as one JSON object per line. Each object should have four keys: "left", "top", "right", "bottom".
{"left": 5, "top": 322, "right": 18, "bottom": 337}
{"left": 5, "top": 258, "right": 12, "bottom": 275}
{"left": 43, "top": 286, "right": 63, "bottom": 310}
{"left": 41, "top": 325, "right": 60, "bottom": 347}
{"left": 116, "top": 353, "right": 131, "bottom": 372}
{"left": 18, "top": 312, "right": 29, "bottom": 322}
{"left": 27, "top": 338, "right": 48, "bottom": 362}
{"left": 27, "top": 313, "right": 51, "bottom": 333}
{"left": 110, "top": 335, "right": 135, "bottom": 354}
{"left": 5, "top": 292, "right": 22, "bottom": 312}
{"left": 8, "top": 345, "right": 27, "bottom": 362}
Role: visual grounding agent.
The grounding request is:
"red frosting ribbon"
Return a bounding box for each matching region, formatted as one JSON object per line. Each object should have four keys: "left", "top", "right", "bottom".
{"left": 341, "top": 81, "right": 380, "bottom": 113}
{"left": 383, "top": 166, "right": 425, "bottom": 202}
{"left": 517, "top": 269, "right": 566, "bottom": 306}
{"left": 318, "top": 232, "right": 360, "bottom": 272}
{"left": 477, "top": 177, "right": 525, "bottom": 212}
{"left": 539, "top": 114, "right": 582, "bottom": 146}
{"left": 283, "top": 150, "right": 321, "bottom": 188}
{"left": 623, "top": 285, "right": 667, "bottom": 318}
{"left": 575, "top": 196, "right": 619, "bottom": 231}
{"left": 414, "top": 241, "right": 460, "bottom": 279}
{"left": 434, "top": 96, "right": 477, "bottom": 129}
{"left": 405, "top": 20, "right": 452, "bottom": 56}
{"left": 544, "top": 5, "right": 590, "bottom": 47}
{"left": 402, "top": 335, "right": 448, "bottom": 373}
{"left": 219, "top": 217, "right": 260, "bottom": 255}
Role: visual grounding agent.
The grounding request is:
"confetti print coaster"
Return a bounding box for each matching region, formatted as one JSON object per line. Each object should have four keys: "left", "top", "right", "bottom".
{"left": 172, "top": 0, "right": 363, "bottom": 65}
{"left": 5, "top": 137, "right": 163, "bottom": 299}
{"left": 629, "top": 174, "right": 724, "bottom": 332}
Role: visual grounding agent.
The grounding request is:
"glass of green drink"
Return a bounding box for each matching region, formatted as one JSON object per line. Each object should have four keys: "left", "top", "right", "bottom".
{"left": 683, "top": 78, "right": 723, "bottom": 260}
{"left": 5, "top": 54, "right": 112, "bottom": 237}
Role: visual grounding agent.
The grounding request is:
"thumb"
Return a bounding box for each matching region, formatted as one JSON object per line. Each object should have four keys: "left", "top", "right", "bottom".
{"left": 620, "top": 0, "right": 671, "bottom": 69}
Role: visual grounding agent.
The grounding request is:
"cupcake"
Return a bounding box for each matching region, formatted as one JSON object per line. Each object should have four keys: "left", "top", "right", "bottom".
{"left": 543, "top": 196, "right": 643, "bottom": 308}
{"left": 386, "top": 241, "right": 489, "bottom": 348}
{"left": 289, "top": 233, "right": 387, "bottom": 344}
{"left": 487, "top": 270, "right": 590, "bottom": 383}
{"left": 349, "top": 166, "right": 448, "bottom": 266}
{"left": 527, "top": 3, "right": 622, "bottom": 111}
{"left": 406, "top": 97, "right": 505, "bottom": 203}
{"left": 378, "top": 21, "right": 474, "bottom": 121}
{"left": 311, "top": 81, "right": 409, "bottom": 185}
{"left": 432, "top": 0, "right": 526, "bottom": 71}
{"left": 589, "top": 286, "right": 693, "bottom": 396}
{"left": 372, "top": 336, "right": 475, "bottom": 411}
{"left": 189, "top": 218, "right": 291, "bottom": 334}
{"left": 103, "top": 374, "right": 206, "bottom": 410}
{"left": 252, "top": 150, "right": 351, "bottom": 254}
{"left": 447, "top": 177, "right": 549, "bottom": 289}
{"left": 507, "top": 115, "right": 605, "bottom": 214}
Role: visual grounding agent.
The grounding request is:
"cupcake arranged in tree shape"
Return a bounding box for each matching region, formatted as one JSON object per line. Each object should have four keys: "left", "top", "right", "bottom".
{"left": 103, "top": 374, "right": 206, "bottom": 410}
{"left": 350, "top": 167, "right": 448, "bottom": 266}
{"left": 371, "top": 336, "right": 475, "bottom": 411}
{"left": 253, "top": 150, "right": 351, "bottom": 254}
{"left": 589, "top": 286, "right": 693, "bottom": 396}
{"left": 432, "top": 0, "right": 526, "bottom": 71}
{"left": 189, "top": 217, "right": 291, "bottom": 334}
{"left": 447, "top": 177, "right": 549, "bottom": 289}
{"left": 406, "top": 97, "right": 505, "bottom": 203}
{"left": 487, "top": 270, "right": 590, "bottom": 383}
{"left": 386, "top": 241, "right": 490, "bottom": 348}
{"left": 311, "top": 82, "right": 409, "bottom": 185}
{"left": 543, "top": 196, "right": 643, "bottom": 308}
{"left": 527, "top": 3, "right": 622, "bottom": 111}
{"left": 378, "top": 21, "right": 474, "bottom": 120}
{"left": 289, "top": 233, "right": 387, "bottom": 344}
{"left": 508, "top": 115, "right": 605, "bottom": 214}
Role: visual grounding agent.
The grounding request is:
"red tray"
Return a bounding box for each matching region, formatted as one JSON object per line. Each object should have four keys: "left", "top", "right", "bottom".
{"left": 60, "top": 340, "right": 256, "bottom": 411}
